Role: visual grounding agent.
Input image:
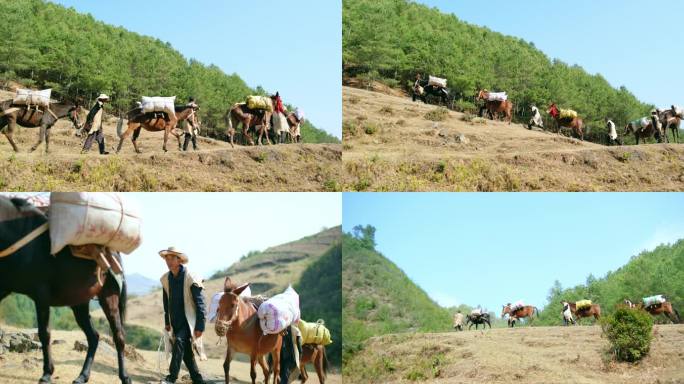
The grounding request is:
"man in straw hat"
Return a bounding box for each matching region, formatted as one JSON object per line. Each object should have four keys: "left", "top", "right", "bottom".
{"left": 81, "top": 93, "right": 110, "bottom": 154}
{"left": 159, "top": 247, "right": 206, "bottom": 384}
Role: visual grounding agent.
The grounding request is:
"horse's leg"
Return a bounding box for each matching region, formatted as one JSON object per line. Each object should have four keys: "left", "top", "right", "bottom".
{"left": 249, "top": 354, "right": 258, "bottom": 384}
{"left": 273, "top": 344, "right": 282, "bottom": 384}
{"left": 243, "top": 117, "right": 254, "bottom": 145}
{"left": 30, "top": 123, "right": 47, "bottom": 152}
{"left": 257, "top": 355, "right": 270, "bottom": 384}
{"left": 35, "top": 295, "right": 55, "bottom": 383}
{"left": 116, "top": 124, "right": 135, "bottom": 153}
{"left": 4, "top": 120, "right": 20, "bottom": 152}
{"left": 162, "top": 125, "right": 170, "bottom": 152}
{"left": 99, "top": 285, "right": 131, "bottom": 384}
{"left": 223, "top": 348, "right": 233, "bottom": 384}
{"left": 131, "top": 127, "right": 142, "bottom": 154}
{"left": 71, "top": 303, "right": 100, "bottom": 384}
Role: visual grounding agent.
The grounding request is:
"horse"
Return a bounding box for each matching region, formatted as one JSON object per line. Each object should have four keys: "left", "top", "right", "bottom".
{"left": 0, "top": 196, "right": 130, "bottom": 384}
{"left": 624, "top": 299, "right": 680, "bottom": 324}
{"left": 659, "top": 109, "right": 681, "bottom": 143}
{"left": 0, "top": 100, "right": 82, "bottom": 153}
{"left": 215, "top": 278, "right": 283, "bottom": 384}
{"left": 413, "top": 80, "right": 453, "bottom": 109}
{"left": 225, "top": 102, "right": 274, "bottom": 147}
{"left": 561, "top": 301, "right": 601, "bottom": 323}
{"left": 547, "top": 105, "right": 584, "bottom": 140}
{"left": 285, "top": 112, "right": 303, "bottom": 144}
{"left": 623, "top": 119, "right": 662, "bottom": 145}
{"left": 465, "top": 313, "right": 491, "bottom": 330}
{"left": 115, "top": 105, "right": 198, "bottom": 153}
{"left": 299, "top": 344, "right": 328, "bottom": 384}
{"left": 476, "top": 89, "right": 513, "bottom": 124}
{"left": 501, "top": 304, "right": 538, "bottom": 327}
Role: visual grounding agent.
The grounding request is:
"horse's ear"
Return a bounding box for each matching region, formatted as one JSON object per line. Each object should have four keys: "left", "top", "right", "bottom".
{"left": 224, "top": 277, "right": 235, "bottom": 292}
{"left": 234, "top": 283, "right": 250, "bottom": 296}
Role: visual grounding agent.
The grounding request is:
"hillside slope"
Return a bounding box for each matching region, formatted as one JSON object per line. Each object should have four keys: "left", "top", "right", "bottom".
{"left": 342, "top": 234, "right": 451, "bottom": 363}
{"left": 342, "top": 87, "right": 684, "bottom": 191}
{"left": 343, "top": 325, "right": 684, "bottom": 383}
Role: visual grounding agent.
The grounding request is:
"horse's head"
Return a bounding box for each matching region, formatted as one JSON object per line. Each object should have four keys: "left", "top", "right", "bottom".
{"left": 501, "top": 304, "right": 511, "bottom": 317}
{"left": 476, "top": 89, "right": 487, "bottom": 100}
{"left": 215, "top": 281, "right": 249, "bottom": 337}
{"left": 68, "top": 105, "right": 84, "bottom": 130}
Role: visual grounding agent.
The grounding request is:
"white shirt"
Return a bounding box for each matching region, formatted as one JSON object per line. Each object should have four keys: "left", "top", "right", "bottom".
{"left": 607, "top": 120, "right": 617, "bottom": 140}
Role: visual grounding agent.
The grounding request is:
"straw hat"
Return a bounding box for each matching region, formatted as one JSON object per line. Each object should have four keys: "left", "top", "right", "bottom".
{"left": 97, "top": 94, "right": 110, "bottom": 101}
{"left": 159, "top": 246, "right": 188, "bottom": 264}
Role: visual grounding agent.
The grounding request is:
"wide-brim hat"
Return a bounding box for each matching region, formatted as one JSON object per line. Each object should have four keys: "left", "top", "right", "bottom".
{"left": 97, "top": 94, "right": 110, "bottom": 101}
{"left": 159, "top": 246, "right": 188, "bottom": 264}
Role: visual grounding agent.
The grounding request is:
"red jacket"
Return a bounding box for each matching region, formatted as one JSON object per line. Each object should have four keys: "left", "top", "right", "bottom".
{"left": 274, "top": 96, "right": 285, "bottom": 114}
{"left": 548, "top": 104, "right": 559, "bottom": 119}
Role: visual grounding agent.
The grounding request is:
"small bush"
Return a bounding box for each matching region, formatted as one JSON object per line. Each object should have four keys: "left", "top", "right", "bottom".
{"left": 424, "top": 107, "right": 449, "bottom": 122}
{"left": 454, "top": 99, "right": 477, "bottom": 114}
{"left": 601, "top": 307, "right": 653, "bottom": 362}
{"left": 379, "top": 106, "right": 393, "bottom": 114}
{"left": 364, "top": 122, "right": 378, "bottom": 135}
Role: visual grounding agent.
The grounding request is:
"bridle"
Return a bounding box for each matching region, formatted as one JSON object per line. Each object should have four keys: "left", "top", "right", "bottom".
{"left": 215, "top": 296, "right": 240, "bottom": 337}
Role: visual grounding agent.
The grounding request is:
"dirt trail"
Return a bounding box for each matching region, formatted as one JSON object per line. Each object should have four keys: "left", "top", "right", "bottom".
{"left": 0, "top": 90, "right": 341, "bottom": 191}
{"left": 343, "top": 324, "right": 684, "bottom": 384}
{"left": 342, "top": 86, "right": 684, "bottom": 191}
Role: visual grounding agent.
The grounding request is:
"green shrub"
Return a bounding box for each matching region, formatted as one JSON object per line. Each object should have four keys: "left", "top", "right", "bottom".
{"left": 424, "top": 108, "right": 449, "bottom": 122}
{"left": 364, "top": 122, "right": 378, "bottom": 135}
{"left": 601, "top": 307, "right": 653, "bottom": 362}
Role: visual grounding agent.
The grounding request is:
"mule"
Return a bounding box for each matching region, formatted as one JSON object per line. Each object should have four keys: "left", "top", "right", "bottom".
{"left": 476, "top": 89, "right": 513, "bottom": 124}
{"left": 561, "top": 301, "right": 601, "bottom": 323}
{"left": 0, "top": 196, "right": 130, "bottom": 384}
{"left": 659, "top": 109, "right": 681, "bottom": 143}
{"left": 624, "top": 299, "right": 680, "bottom": 324}
{"left": 299, "top": 344, "right": 328, "bottom": 384}
{"left": 285, "top": 112, "right": 304, "bottom": 144}
{"left": 501, "top": 304, "right": 538, "bottom": 327}
{"left": 465, "top": 313, "right": 491, "bottom": 330}
{"left": 548, "top": 105, "right": 584, "bottom": 140}
{"left": 623, "top": 120, "right": 662, "bottom": 145}
{"left": 225, "top": 102, "right": 273, "bottom": 147}
{"left": 215, "top": 279, "right": 283, "bottom": 384}
{"left": 0, "top": 101, "right": 82, "bottom": 153}
{"left": 115, "top": 105, "right": 198, "bottom": 153}
{"left": 413, "top": 81, "right": 453, "bottom": 109}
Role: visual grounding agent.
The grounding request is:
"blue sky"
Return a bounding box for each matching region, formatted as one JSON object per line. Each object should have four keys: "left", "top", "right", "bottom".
{"left": 343, "top": 193, "right": 684, "bottom": 316}
{"left": 416, "top": 0, "right": 684, "bottom": 110}
{"left": 48, "top": 0, "right": 341, "bottom": 138}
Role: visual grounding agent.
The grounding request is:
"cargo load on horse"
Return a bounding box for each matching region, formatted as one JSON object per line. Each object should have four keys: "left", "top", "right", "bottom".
{"left": 642, "top": 294, "right": 667, "bottom": 308}
{"left": 509, "top": 300, "right": 525, "bottom": 312}
{"left": 486, "top": 91, "right": 508, "bottom": 102}
{"left": 672, "top": 105, "right": 683, "bottom": 118}
{"left": 630, "top": 117, "right": 650, "bottom": 130}
{"left": 13, "top": 88, "right": 52, "bottom": 108}
{"left": 559, "top": 109, "right": 578, "bottom": 121}
{"left": 246, "top": 95, "right": 274, "bottom": 112}
{"left": 575, "top": 299, "right": 592, "bottom": 310}
{"left": 140, "top": 96, "right": 176, "bottom": 118}
{"left": 428, "top": 75, "right": 447, "bottom": 89}
{"left": 48, "top": 192, "right": 142, "bottom": 255}
{"left": 298, "top": 319, "right": 332, "bottom": 346}
{"left": 294, "top": 108, "right": 305, "bottom": 122}
{"left": 257, "top": 285, "right": 300, "bottom": 335}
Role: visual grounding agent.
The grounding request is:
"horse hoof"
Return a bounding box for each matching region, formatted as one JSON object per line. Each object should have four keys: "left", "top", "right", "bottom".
{"left": 39, "top": 375, "right": 52, "bottom": 384}
{"left": 121, "top": 377, "right": 132, "bottom": 384}
{"left": 72, "top": 374, "right": 88, "bottom": 384}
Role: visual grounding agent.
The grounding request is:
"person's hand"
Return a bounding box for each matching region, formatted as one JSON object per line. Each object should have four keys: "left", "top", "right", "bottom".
{"left": 194, "top": 330, "right": 203, "bottom": 338}
{"left": 165, "top": 325, "right": 171, "bottom": 332}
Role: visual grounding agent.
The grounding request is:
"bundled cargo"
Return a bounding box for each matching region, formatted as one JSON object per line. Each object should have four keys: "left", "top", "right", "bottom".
{"left": 298, "top": 319, "right": 332, "bottom": 346}
{"left": 487, "top": 92, "right": 508, "bottom": 102}
{"left": 630, "top": 117, "right": 650, "bottom": 129}
{"left": 673, "top": 105, "right": 682, "bottom": 117}
{"left": 642, "top": 295, "right": 666, "bottom": 308}
{"left": 510, "top": 300, "right": 525, "bottom": 311}
{"left": 575, "top": 299, "right": 592, "bottom": 310}
{"left": 559, "top": 109, "right": 578, "bottom": 120}
{"left": 141, "top": 96, "right": 176, "bottom": 118}
{"left": 13, "top": 89, "right": 52, "bottom": 108}
{"left": 257, "top": 285, "right": 300, "bottom": 335}
{"left": 428, "top": 76, "right": 447, "bottom": 88}
{"left": 294, "top": 108, "right": 305, "bottom": 122}
{"left": 49, "top": 192, "right": 142, "bottom": 255}
{"left": 246, "top": 95, "right": 273, "bottom": 112}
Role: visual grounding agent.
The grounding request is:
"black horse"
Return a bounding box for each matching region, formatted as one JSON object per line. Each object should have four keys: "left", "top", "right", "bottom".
{"left": 0, "top": 196, "right": 130, "bottom": 384}
{"left": 412, "top": 80, "right": 453, "bottom": 109}
{"left": 0, "top": 100, "right": 82, "bottom": 153}
{"left": 465, "top": 313, "right": 491, "bottom": 330}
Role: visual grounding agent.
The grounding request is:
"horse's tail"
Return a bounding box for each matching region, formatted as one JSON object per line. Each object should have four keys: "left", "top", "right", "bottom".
{"left": 119, "top": 273, "right": 127, "bottom": 326}
{"left": 321, "top": 346, "right": 329, "bottom": 379}
{"left": 116, "top": 117, "right": 125, "bottom": 138}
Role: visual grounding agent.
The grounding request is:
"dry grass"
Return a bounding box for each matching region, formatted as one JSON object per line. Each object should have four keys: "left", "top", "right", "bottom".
{"left": 343, "top": 325, "right": 684, "bottom": 384}
{"left": 342, "top": 86, "right": 684, "bottom": 191}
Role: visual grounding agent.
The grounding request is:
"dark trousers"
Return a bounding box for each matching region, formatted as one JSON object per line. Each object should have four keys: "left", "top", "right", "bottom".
{"left": 82, "top": 129, "right": 107, "bottom": 154}
{"left": 182, "top": 133, "right": 197, "bottom": 151}
{"left": 167, "top": 325, "right": 203, "bottom": 383}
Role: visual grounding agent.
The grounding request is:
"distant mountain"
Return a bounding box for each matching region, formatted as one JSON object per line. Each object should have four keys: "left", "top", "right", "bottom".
{"left": 125, "top": 273, "right": 160, "bottom": 296}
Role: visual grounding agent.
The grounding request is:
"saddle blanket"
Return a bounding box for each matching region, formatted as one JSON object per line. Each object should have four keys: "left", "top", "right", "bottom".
{"left": 13, "top": 89, "right": 51, "bottom": 108}
{"left": 247, "top": 95, "right": 273, "bottom": 112}
{"left": 298, "top": 319, "right": 332, "bottom": 346}
{"left": 559, "top": 109, "right": 578, "bottom": 120}
{"left": 487, "top": 92, "right": 508, "bottom": 102}
{"left": 428, "top": 75, "right": 447, "bottom": 88}
{"left": 49, "top": 192, "right": 142, "bottom": 255}
{"left": 141, "top": 96, "right": 176, "bottom": 117}
{"left": 642, "top": 295, "right": 666, "bottom": 307}
{"left": 576, "top": 299, "right": 592, "bottom": 310}
{"left": 258, "top": 285, "right": 300, "bottom": 335}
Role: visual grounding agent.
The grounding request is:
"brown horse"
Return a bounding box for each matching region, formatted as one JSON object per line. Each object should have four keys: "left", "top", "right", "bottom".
{"left": 501, "top": 304, "right": 538, "bottom": 327}
{"left": 215, "top": 279, "right": 283, "bottom": 384}
{"left": 623, "top": 119, "right": 662, "bottom": 145}
{"left": 0, "top": 100, "right": 82, "bottom": 153}
{"left": 624, "top": 299, "right": 680, "bottom": 323}
{"left": 285, "top": 112, "right": 303, "bottom": 143}
{"left": 0, "top": 196, "right": 130, "bottom": 384}
{"left": 562, "top": 301, "right": 601, "bottom": 322}
{"left": 225, "top": 102, "right": 274, "bottom": 147}
{"left": 300, "top": 344, "right": 328, "bottom": 384}
{"left": 547, "top": 106, "right": 584, "bottom": 140}
{"left": 115, "top": 105, "right": 198, "bottom": 153}
{"left": 659, "top": 109, "right": 681, "bottom": 143}
{"left": 476, "top": 89, "right": 513, "bottom": 124}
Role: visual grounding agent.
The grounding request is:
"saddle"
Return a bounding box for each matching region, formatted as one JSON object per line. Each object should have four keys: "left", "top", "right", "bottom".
{"left": 70, "top": 244, "right": 123, "bottom": 274}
